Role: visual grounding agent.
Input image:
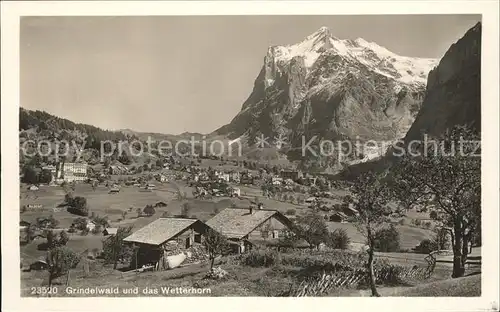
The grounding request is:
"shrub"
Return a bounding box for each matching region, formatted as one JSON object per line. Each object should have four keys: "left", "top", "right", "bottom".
{"left": 40, "top": 230, "right": 69, "bottom": 250}
{"left": 91, "top": 225, "right": 102, "bottom": 235}
{"left": 294, "top": 212, "right": 330, "bottom": 249}
{"left": 414, "top": 239, "right": 438, "bottom": 254}
{"left": 22, "top": 165, "right": 39, "bottom": 184}
{"left": 285, "top": 209, "right": 296, "bottom": 216}
{"left": 81, "top": 228, "right": 90, "bottom": 236}
{"left": 67, "top": 196, "right": 89, "bottom": 216}
{"left": 92, "top": 215, "right": 109, "bottom": 228}
{"left": 412, "top": 219, "right": 422, "bottom": 227}
{"left": 59, "top": 231, "right": 69, "bottom": 246}
{"left": 72, "top": 217, "right": 88, "bottom": 230}
{"left": 143, "top": 205, "right": 156, "bottom": 216}
{"left": 279, "top": 250, "right": 366, "bottom": 273}
{"left": 373, "top": 262, "right": 405, "bottom": 286}
{"left": 327, "top": 228, "right": 350, "bottom": 250}
{"left": 242, "top": 249, "right": 281, "bottom": 267}
{"left": 36, "top": 215, "right": 59, "bottom": 229}
{"left": 373, "top": 225, "right": 400, "bottom": 252}
{"left": 39, "top": 169, "right": 53, "bottom": 184}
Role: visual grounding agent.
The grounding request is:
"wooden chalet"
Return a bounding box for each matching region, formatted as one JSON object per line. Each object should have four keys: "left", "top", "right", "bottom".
{"left": 123, "top": 218, "right": 212, "bottom": 270}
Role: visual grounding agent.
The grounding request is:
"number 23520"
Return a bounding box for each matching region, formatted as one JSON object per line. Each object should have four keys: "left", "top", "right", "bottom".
{"left": 30, "top": 287, "right": 58, "bottom": 295}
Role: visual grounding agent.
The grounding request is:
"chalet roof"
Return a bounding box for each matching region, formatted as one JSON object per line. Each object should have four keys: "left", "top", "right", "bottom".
{"left": 331, "top": 211, "right": 349, "bottom": 218}
{"left": 103, "top": 228, "right": 118, "bottom": 235}
{"left": 32, "top": 259, "right": 48, "bottom": 265}
{"left": 123, "top": 218, "right": 200, "bottom": 246}
{"left": 206, "top": 208, "right": 292, "bottom": 240}
{"left": 343, "top": 205, "right": 359, "bottom": 214}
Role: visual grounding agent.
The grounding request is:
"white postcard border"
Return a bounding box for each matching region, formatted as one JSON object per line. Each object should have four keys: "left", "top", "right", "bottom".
{"left": 2, "top": 1, "right": 499, "bottom": 312}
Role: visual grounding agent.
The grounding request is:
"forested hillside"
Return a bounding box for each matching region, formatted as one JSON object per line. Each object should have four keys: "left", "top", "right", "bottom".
{"left": 20, "top": 108, "right": 132, "bottom": 150}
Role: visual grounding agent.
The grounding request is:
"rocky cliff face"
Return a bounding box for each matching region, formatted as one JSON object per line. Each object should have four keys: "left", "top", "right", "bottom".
{"left": 404, "top": 22, "right": 481, "bottom": 141}
{"left": 215, "top": 27, "right": 437, "bottom": 156}
{"left": 338, "top": 22, "right": 482, "bottom": 180}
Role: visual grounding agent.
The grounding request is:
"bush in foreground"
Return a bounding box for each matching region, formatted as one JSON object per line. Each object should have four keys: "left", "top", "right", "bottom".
{"left": 373, "top": 225, "right": 400, "bottom": 252}
{"left": 327, "top": 228, "right": 350, "bottom": 250}
{"left": 242, "top": 249, "right": 281, "bottom": 267}
{"left": 414, "top": 239, "right": 438, "bottom": 254}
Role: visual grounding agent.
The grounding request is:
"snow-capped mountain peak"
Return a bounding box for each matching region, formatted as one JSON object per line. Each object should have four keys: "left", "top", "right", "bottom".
{"left": 216, "top": 26, "right": 440, "bottom": 164}
{"left": 305, "top": 26, "right": 330, "bottom": 39}
{"left": 266, "top": 26, "right": 438, "bottom": 86}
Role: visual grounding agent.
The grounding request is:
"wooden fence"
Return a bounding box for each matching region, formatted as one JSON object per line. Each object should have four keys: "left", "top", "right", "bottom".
{"left": 288, "top": 266, "right": 430, "bottom": 297}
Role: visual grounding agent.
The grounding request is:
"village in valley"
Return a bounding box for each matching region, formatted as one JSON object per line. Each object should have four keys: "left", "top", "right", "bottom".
{"left": 17, "top": 15, "right": 483, "bottom": 298}
{"left": 20, "top": 155, "right": 360, "bottom": 284}
{"left": 19, "top": 141, "right": 481, "bottom": 296}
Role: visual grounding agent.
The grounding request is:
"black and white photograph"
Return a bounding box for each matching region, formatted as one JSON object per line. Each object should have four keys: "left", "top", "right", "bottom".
{"left": 1, "top": 1, "right": 499, "bottom": 311}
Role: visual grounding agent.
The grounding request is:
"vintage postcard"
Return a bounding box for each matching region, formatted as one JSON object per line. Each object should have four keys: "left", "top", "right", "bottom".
{"left": 1, "top": 1, "right": 499, "bottom": 312}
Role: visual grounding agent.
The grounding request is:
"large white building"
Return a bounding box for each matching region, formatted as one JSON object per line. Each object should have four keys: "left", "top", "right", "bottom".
{"left": 57, "top": 162, "right": 88, "bottom": 183}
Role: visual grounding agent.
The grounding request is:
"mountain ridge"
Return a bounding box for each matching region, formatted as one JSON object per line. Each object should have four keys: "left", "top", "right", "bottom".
{"left": 214, "top": 26, "right": 439, "bottom": 168}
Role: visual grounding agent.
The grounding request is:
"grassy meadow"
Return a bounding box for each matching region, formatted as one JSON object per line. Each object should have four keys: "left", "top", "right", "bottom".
{"left": 20, "top": 160, "right": 469, "bottom": 298}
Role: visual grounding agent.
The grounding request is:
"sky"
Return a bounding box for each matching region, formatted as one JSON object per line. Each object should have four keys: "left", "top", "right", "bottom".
{"left": 21, "top": 15, "right": 481, "bottom": 135}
